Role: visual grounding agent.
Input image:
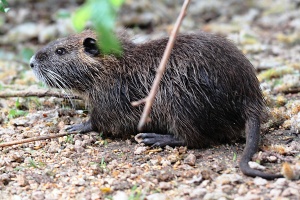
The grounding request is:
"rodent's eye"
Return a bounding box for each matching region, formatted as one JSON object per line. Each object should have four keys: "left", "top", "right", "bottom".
{"left": 55, "top": 48, "right": 66, "bottom": 55}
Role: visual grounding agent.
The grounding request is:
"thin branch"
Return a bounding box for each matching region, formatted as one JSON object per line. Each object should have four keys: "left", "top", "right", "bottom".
{"left": 131, "top": 0, "right": 191, "bottom": 131}
{"left": 131, "top": 98, "right": 146, "bottom": 107}
{"left": 281, "top": 87, "right": 300, "bottom": 94}
{"left": 0, "top": 89, "right": 80, "bottom": 99}
{"left": 0, "top": 132, "right": 78, "bottom": 148}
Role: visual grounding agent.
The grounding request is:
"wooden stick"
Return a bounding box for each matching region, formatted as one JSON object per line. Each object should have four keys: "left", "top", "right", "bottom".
{"left": 0, "top": 132, "right": 77, "bottom": 148}
{"left": 131, "top": 0, "right": 191, "bottom": 131}
{"left": 0, "top": 89, "right": 80, "bottom": 99}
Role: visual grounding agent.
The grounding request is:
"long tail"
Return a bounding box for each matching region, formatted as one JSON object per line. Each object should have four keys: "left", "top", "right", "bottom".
{"left": 239, "top": 116, "right": 283, "bottom": 180}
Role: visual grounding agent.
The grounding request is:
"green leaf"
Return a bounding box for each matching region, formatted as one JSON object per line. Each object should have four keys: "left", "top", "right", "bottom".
{"left": 110, "top": 0, "right": 124, "bottom": 7}
{"left": 95, "top": 25, "right": 121, "bottom": 55}
{"left": 8, "top": 109, "right": 28, "bottom": 119}
{"left": 72, "top": 4, "right": 91, "bottom": 31}
{"left": 233, "top": 152, "right": 237, "bottom": 161}
{"left": 0, "top": 5, "right": 4, "bottom": 13}
{"left": 15, "top": 98, "right": 20, "bottom": 108}
{"left": 91, "top": 0, "right": 121, "bottom": 54}
{"left": 0, "top": 0, "right": 9, "bottom": 13}
{"left": 1, "top": 0, "right": 8, "bottom": 6}
{"left": 72, "top": 0, "right": 123, "bottom": 55}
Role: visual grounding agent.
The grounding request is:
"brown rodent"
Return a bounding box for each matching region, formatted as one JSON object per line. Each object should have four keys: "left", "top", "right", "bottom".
{"left": 30, "top": 30, "right": 282, "bottom": 179}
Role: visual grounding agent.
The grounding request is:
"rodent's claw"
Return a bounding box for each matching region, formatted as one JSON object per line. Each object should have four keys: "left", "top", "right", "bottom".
{"left": 66, "top": 122, "right": 93, "bottom": 134}
{"left": 66, "top": 124, "right": 83, "bottom": 133}
{"left": 135, "top": 133, "right": 186, "bottom": 147}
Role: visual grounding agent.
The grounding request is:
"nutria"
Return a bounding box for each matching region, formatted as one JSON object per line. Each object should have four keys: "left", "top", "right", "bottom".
{"left": 30, "top": 30, "right": 282, "bottom": 179}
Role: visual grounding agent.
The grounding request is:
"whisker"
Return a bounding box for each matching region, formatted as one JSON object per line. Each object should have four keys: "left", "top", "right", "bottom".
{"left": 43, "top": 68, "right": 76, "bottom": 108}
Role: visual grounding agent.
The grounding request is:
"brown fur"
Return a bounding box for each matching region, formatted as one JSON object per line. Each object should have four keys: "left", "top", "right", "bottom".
{"left": 30, "top": 30, "right": 282, "bottom": 179}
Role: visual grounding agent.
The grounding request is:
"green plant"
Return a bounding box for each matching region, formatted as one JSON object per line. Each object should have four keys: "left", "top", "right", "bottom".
{"left": 14, "top": 166, "right": 24, "bottom": 171}
{"left": 27, "top": 158, "right": 45, "bottom": 169}
{"left": 65, "top": 134, "right": 74, "bottom": 143}
{"left": 105, "top": 195, "right": 113, "bottom": 200}
{"left": 99, "top": 157, "right": 107, "bottom": 169}
{"left": 103, "top": 139, "right": 108, "bottom": 146}
{"left": 129, "top": 185, "right": 145, "bottom": 200}
{"left": 8, "top": 98, "right": 28, "bottom": 119}
{"left": 8, "top": 109, "right": 27, "bottom": 119}
{"left": 95, "top": 132, "right": 108, "bottom": 146}
{"left": 72, "top": 0, "right": 124, "bottom": 55}
{"left": 0, "top": 0, "right": 9, "bottom": 13}
{"left": 233, "top": 152, "right": 237, "bottom": 162}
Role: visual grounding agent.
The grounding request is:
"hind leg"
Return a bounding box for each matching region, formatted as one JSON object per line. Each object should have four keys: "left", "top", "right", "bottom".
{"left": 135, "top": 133, "right": 186, "bottom": 147}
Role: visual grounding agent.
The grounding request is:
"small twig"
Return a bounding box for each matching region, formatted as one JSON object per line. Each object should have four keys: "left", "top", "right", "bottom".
{"left": 131, "top": 98, "right": 146, "bottom": 107}
{"left": 131, "top": 0, "right": 191, "bottom": 131}
{"left": 281, "top": 87, "right": 300, "bottom": 94}
{"left": 0, "top": 132, "right": 78, "bottom": 148}
{"left": 0, "top": 89, "right": 80, "bottom": 99}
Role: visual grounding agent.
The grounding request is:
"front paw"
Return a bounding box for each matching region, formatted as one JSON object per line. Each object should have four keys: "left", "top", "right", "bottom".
{"left": 66, "top": 122, "right": 93, "bottom": 133}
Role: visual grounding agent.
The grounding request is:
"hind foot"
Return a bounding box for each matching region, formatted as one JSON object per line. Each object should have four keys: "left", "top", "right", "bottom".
{"left": 135, "top": 133, "right": 186, "bottom": 147}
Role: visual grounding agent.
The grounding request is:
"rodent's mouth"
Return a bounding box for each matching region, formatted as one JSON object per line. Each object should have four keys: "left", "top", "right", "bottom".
{"left": 31, "top": 64, "right": 65, "bottom": 89}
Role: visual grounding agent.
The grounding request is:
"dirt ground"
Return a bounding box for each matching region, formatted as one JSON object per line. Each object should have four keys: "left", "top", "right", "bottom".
{"left": 0, "top": 0, "right": 300, "bottom": 199}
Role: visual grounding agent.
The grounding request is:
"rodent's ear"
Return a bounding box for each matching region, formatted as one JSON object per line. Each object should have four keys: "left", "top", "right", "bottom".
{"left": 83, "top": 37, "right": 100, "bottom": 56}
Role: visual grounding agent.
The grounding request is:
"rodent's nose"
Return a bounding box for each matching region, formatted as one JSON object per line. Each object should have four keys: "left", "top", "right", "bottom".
{"left": 29, "top": 56, "right": 35, "bottom": 68}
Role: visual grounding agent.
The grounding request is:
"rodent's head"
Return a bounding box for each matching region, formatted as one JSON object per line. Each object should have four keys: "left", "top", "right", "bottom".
{"left": 30, "top": 30, "right": 103, "bottom": 92}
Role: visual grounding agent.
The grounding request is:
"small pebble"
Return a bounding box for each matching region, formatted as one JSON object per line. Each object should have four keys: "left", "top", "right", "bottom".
{"left": 248, "top": 161, "right": 266, "bottom": 170}
{"left": 161, "top": 159, "right": 171, "bottom": 167}
{"left": 238, "top": 184, "right": 248, "bottom": 195}
{"left": 72, "top": 178, "right": 85, "bottom": 186}
{"left": 134, "top": 146, "right": 148, "bottom": 155}
{"left": 268, "top": 156, "right": 277, "bottom": 162}
{"left": 31, "top": 191, "right": 44, "bottom": 200}
{"left": 147, "top": 193, "right": 167, "bottom": 200}
{"left": 273, "top": 178, "right": 288, "bottom": 188}
{"left": 159, "top": 182, "right": 172, "bottom": 190}
{"left": 253, "top": 177, "right": 268, "bottom": 186}
{"left": 270, "top": 189, "right": 282, "bottom": 198}
{"left": 10, "top": 152, "right": 24, "bottom": 163}
{"left": 0, "top": 173, "right": 10, "bottom": 185}
{"left": 178, "top": 146, "right": 187, "bottom": 154}
{"left": 167, "top": 154, "right": 179, "bottom": 163}
{"left": 113, "top": 191, "right": 128, "bottom": 200}
{"left": 203, "top": 192, "right": 227, "bottom": 200}
{"left": 187, "top": 175, "right": 203, "bottom": 184}
{"left": 215, "top": 174, "right": 242, "bottom": 185}
{"left": 244, "top": 193, "right": 261, "bottom": 200}
{"left": 184, "top": 154, "right": 196, "bottom": 166}
{"left": 282, "top": 188, "right": 299, "bottom": 197}
{"left": 190, "top": 186, "right": 207, "bottom": 198}
{"left": 17, "top": 175, "right": 28, "bottom": 187}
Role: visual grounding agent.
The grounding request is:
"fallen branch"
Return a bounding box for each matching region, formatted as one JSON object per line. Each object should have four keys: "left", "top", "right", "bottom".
{"left": 0, "top": 89, "right": 80, "bottom": 99}
{"left": 0, "top": 132, "right": 78, "bottom": 148}
{"left": 131, "top": 0, "right": 191, "bottom": 131}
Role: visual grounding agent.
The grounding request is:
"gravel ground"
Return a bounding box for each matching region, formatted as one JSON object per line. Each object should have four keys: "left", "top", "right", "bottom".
{"left": 0, "top": 0, "right": 300, "bottom": 199}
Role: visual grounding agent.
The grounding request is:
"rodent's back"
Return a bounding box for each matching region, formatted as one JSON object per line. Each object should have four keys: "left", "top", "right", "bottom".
{"left": 91, "top": 32, "right": 265, "bottom": 147}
